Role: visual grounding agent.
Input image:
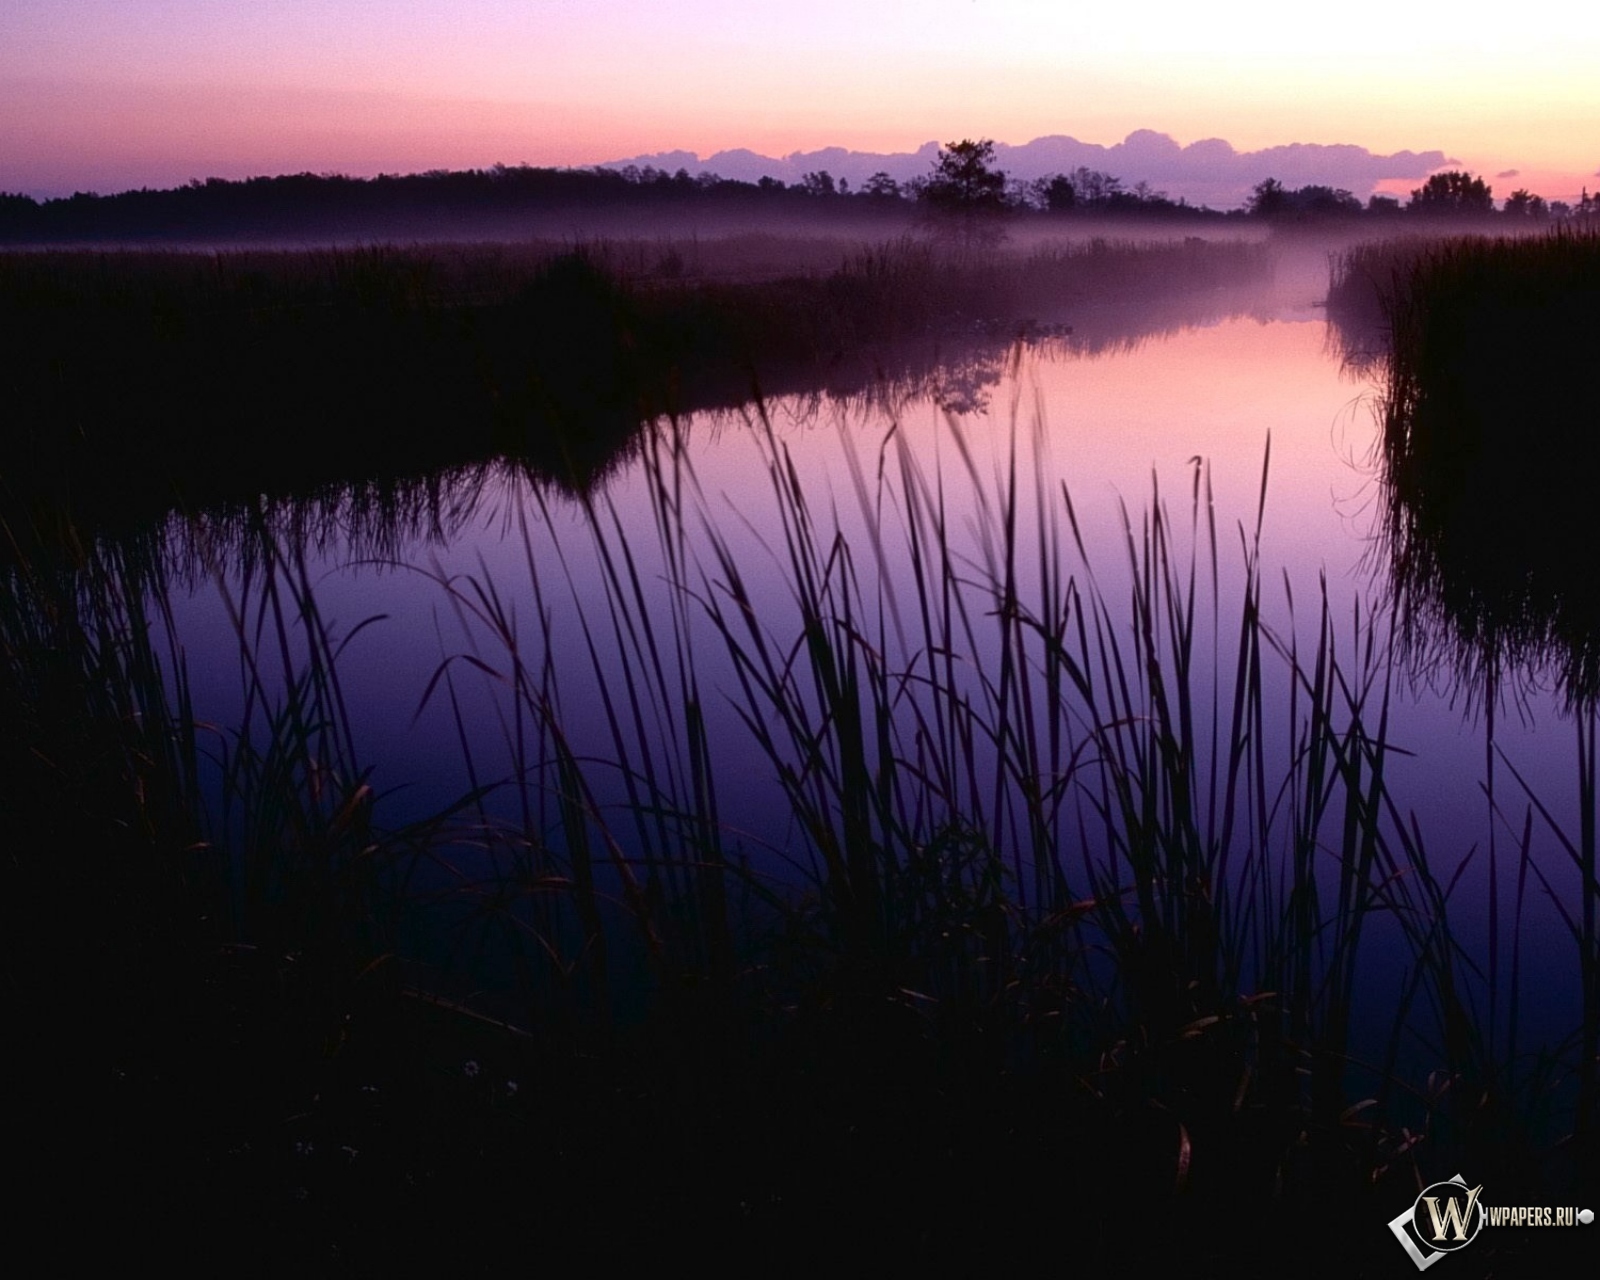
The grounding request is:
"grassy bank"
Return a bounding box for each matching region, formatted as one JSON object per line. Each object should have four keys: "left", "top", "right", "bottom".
{"left": 0, "top": 235, "right": 1270, "bottom": 543}
{"left": 1329, "top": 228, "right": 1600, "bottom": 705}
{"left": 1328, "top": 230, "right": 1600, "bottom": 1226}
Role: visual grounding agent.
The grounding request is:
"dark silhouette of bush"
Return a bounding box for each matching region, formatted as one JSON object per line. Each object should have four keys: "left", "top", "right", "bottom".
{"left": 1248, "top": 178, "right": 1361, "bottom": 220}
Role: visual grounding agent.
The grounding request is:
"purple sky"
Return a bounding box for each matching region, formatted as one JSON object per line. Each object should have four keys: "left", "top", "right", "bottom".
{"left": 3, "top": 2, "right": 1595, "bottom": 202}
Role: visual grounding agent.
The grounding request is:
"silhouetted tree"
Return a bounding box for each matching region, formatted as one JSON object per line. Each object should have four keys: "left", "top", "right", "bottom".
{"left": 920, "top": 139, "right": 1010, "bottom": 247}
{"left": 1034, "top": 174, "right": 1076, "bottom": 212}
{"left": 1069, "top": 167, "right": 1123, "bottom": 205}
{"left": 1503, "top": 189, "right": 1549, "bottom": 219}
{"left": 1247, "top": 178, "right": 1288, "bottom": 219}
{"left": 921, "top": 139, "right": 1008, "bottom": 213}
{"left": 0, "top": 192, "right": 40, "bottom": 225}
{"left": 1408, "top": 171, "right": 1493, "bottom": 215}
{"left": 800, "top": 170, "right": 837, "bottom": 197}
{"left": 1297, "top": 185, "right": 1361, "bottom": 217}
{"left": 861, "top": 171, "right": 901, "bottom": 199}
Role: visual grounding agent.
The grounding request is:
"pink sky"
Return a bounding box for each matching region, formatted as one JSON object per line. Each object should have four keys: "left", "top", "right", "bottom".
{"left": 3, "top": 1, "right": 1596, "bottom": 202}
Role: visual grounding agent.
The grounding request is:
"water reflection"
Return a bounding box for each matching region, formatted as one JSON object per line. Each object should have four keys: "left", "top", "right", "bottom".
{"left": 9, "top": 291, "right": 1594, "bottom": 1110}
{"left": 0, "top": 266, "right": 1277, "bottom": 564}
{"left": 1326, "top": 235, "right": 1600, "bottom": 707}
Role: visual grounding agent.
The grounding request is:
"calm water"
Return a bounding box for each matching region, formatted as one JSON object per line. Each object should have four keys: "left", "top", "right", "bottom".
{"left": 159, "top": 288, "right": 1590, "bottom": 1056}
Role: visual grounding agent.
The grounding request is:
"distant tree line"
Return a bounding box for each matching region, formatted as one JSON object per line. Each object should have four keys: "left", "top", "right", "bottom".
{"left": 909, "top": 139, "right": 1215, "bottom": 221}
{"left": 0, "top": 151, "right": 1223, "bottom": 245}
{"left": 0, "top": 164, "right": 921, "bottom": 242}
{"left": 1245, "top": 170, "right": 1600, "bottom": 222}
{"left": 4, "top": 148, "right": 1598, "bottom": 244}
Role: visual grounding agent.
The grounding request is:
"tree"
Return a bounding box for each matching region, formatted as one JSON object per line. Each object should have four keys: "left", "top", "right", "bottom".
{"left": 1247, "top": 178, "right": 1360, "bottom": 220}
{"left": 1503, "top": 188, "right": 1549, "bottom": 219}
{"left": 1069, "top": 167, "right": 1122, "bottom": 205}
{"left": 921, "top": 139, "right": 1008, "bottom": 213}
{"left": 1247, "top": 178, "right": 1288, "bottom": 219}
{"left": 919, "top": 139, "right": 1010, "bottom": 248}
{"left": 861, "top": 171, "right": 901, "bottom": 200}
{"left": 1296, "top": 185, "right": 1362, "bottom": 217}
{"left": 1033, "top": 174, "right": 1076, "bottom": 212}
{"left": 1407, "top": 171, "right": 1493, "bottom": 215}
{"left": 799, "top": 170, "right": 836, "bottom": 197}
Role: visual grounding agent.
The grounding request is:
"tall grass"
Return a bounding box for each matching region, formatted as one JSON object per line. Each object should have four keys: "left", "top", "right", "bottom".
{"left": 0, "top": 500, "right": 425, "bottom": 989}
{"left": 6, "top": 357, "right": 1593, "bottom": 1259}
{"left": 387, "top": 392, "right": 1531, "bottom": 1194}
{"left": 1326, "top": 225, "right": 1600, "bottom": 1177}
{"left": 1369, "top": 228, "right": 1600, "bottom": 703}
{"left": 1, "top": 236, "right": 1273, "bottom": 540}
{"left": 1390, "top": 228, "right": 1600, "bottom": 1172}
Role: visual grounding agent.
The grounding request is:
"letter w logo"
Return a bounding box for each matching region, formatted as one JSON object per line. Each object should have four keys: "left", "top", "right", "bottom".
{"left": 1421, "top": 1185, "right": 1483, "bottom": 1242}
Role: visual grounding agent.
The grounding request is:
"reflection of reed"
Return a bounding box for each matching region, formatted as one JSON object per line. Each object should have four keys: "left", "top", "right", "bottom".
{"left": 6, "top": 370, "right": 1598, "bottom": 1255}
{"left": 1332, "top": 228, "right": 1600, "bottom": 707}
{"left": 1323, "top": 234, "right": 1452, "bottom": 374}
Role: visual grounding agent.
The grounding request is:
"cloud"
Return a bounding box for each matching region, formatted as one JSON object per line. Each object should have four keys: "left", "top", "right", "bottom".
{"left": 604, "top": 130, "right": 1451, "bottom": 210}
{"left": 1497, "top": 169, "right": 1520, "bottom": 178}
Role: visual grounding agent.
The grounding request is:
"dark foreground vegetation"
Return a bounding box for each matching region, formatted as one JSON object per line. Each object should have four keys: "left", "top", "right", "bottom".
{"left": 1, "top": 235, "right": 1269, "bottom": 536}
{"left": 1330, "top": 227, "right": 1600, "bottom": 705}
{"left": 5, "top": 446, "right": 1596, "bottom": 1275}
{"left": 5, "top": 229, "right": 1599, "bottom": 1273}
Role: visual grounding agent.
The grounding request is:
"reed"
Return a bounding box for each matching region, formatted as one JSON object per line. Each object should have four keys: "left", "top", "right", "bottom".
{"left": 4, "top": 354, "right": 1589, "bottom": 1263}
{"left": 1327, "top": 224, "right": 1600, "bottom": 1181}
{"left": 1332, "top": 227, "right": 1600, "bottom": 706}
{"left": 394, "top": 397, "right": 1522, "bottom": 1206}
{"left": 0, "top": 236, "right": 1271, "bottom": 538}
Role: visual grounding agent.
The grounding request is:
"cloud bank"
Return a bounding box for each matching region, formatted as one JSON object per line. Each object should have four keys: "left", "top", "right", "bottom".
{"left": 604, "top": 129, "right": 1451, "bottom": 210}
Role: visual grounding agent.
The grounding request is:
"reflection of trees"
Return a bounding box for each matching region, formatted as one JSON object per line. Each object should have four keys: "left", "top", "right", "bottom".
{"left": 929, "top": 352, "right": 1006, "bottom": 416}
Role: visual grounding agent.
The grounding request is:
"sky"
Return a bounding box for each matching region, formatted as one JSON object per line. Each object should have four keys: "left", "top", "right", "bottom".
{"left": 3, "top": 1, "right": 1597, "bottom": 204}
